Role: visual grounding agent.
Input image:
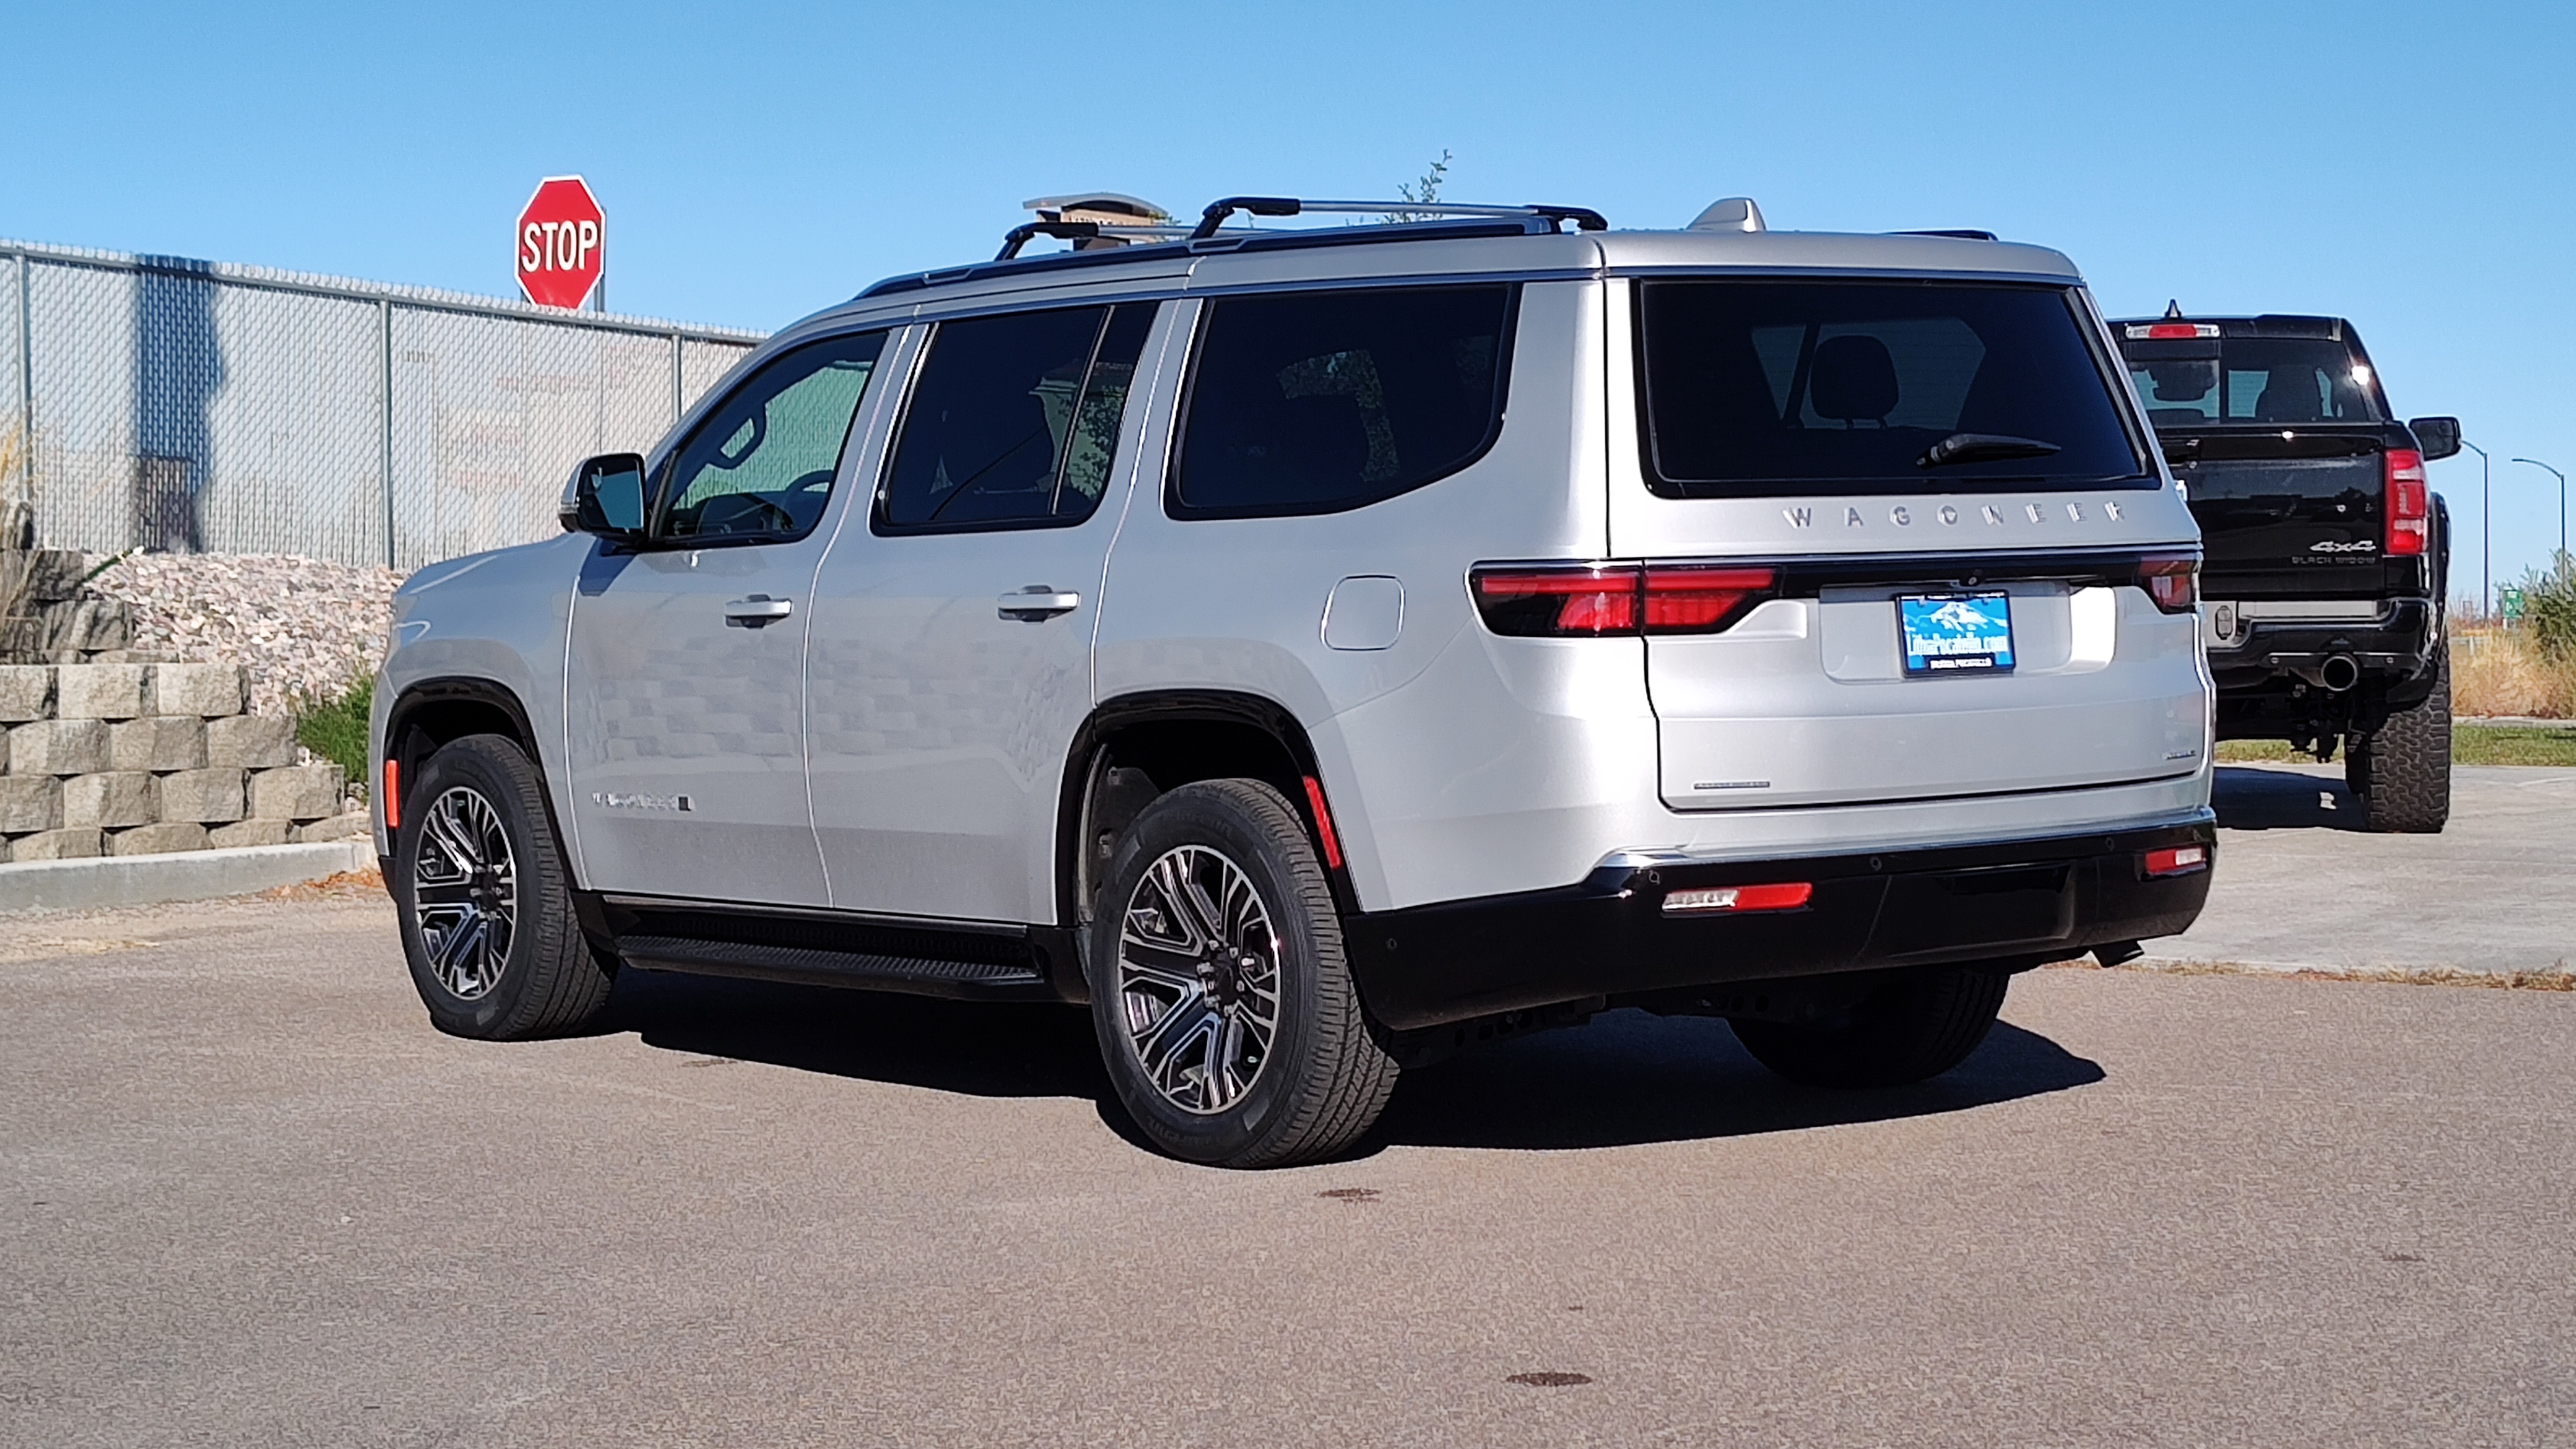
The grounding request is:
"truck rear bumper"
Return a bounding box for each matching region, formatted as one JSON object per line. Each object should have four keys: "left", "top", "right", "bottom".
{"left": 1345, "top": 818, "right": 2215, "bottom": 1031}
{"left": 2206, "top": 597, "right": 2438, "bottom": 694}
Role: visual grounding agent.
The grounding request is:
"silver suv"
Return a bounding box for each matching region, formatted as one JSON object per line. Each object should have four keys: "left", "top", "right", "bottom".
{"left": 372, "top": 195, "right": 2216, "bottom": 1166}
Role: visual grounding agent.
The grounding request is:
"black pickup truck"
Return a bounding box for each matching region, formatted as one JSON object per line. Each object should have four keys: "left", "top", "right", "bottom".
{"left": 2114, "top": 310, "right": 2460, "bottom": 832}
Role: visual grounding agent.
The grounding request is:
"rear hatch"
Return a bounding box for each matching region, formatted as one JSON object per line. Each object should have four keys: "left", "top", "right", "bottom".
{"left": 2118, "top": 319, "right": 2404, "bottom": 599}
{"left": 1597, "top": 275, "right": 2207, "bottom": 811}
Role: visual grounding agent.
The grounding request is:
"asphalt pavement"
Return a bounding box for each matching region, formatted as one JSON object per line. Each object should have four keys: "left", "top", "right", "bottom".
{"left": 4, "top": 883, "right": 2571, "bottom": 1446}
{"left": 2159, "top": 764, "right": 2576, "bottom": 975}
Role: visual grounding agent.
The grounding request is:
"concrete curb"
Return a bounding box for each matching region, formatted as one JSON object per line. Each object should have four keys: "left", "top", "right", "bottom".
{"left": 0, "top": 841, "right": 376, "bottom": 913}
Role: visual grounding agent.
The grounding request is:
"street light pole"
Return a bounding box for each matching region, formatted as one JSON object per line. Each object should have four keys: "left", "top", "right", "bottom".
{"left": 2462, "top": 439, "right": 2490, "bottom": 615}
{"left": 2511, "top": 457, "right": 2568, "bottom": 573}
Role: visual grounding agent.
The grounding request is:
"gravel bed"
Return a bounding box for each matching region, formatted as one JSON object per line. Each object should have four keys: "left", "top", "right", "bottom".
{"left": 83, "top": 552, "right": 405, "bottom": 716}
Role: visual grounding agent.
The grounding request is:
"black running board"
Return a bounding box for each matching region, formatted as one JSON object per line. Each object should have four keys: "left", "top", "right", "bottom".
{"left": 574, "top": 892, "right": 1077, "bottom": 1004}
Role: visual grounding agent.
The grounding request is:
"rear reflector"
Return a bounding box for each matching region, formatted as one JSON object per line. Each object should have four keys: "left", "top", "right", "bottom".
{"left": 1299, "top": 774, "right": 1344, "bottom": 871}
{"left": 2136, "top": 553, "right": 2201, "bottom": 614}
{"left": 1662, "top": 881, "right": 1813, "bottom": 915}
{"left": 1471, "top": 563, "right": 1779, "bottom": 638}
{"left": 2126, "top": 322, "right": 2221, "bottom": 340}
{"left": 2143, "top": 845, "right": 2207, "bottom": 878}
{"left": 2385, "top": 448, "right": 2428, "bottom": 557}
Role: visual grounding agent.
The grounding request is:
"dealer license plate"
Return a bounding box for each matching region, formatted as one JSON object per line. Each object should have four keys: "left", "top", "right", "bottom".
{"left": 1899, "top": 592, "right": 2016, "bottom": 676}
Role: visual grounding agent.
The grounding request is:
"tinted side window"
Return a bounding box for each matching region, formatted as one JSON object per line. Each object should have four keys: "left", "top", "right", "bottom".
{"left": 1173, "top": 284, "right": 1514, "bottom": 518}
{"left": 878, "top": 303, "right": 1157, "bottom": 533}
{"left": 661, "top": 331, "right": 886, "bottom": 541}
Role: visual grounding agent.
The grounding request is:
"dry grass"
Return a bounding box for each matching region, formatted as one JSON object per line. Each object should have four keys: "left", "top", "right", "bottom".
{"left": 257, "top": 867, "right": 385, "bottom": 901}
{"left": 2455, "top": 627, "right": 2576, "bottom": 719}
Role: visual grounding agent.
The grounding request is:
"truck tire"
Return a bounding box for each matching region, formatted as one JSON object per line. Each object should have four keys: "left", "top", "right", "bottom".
{"left": 2347, "top": 641, "right": 2451, "bottom": 834}
{"left": 1085, "top": 779, "right": 1399, "bottom": 1168}
{"left": 1729, "top": 966, "right": 2010, "bottom": 1089}
{"left": 392, "top": 734, "right": 618, "bottom": 1040}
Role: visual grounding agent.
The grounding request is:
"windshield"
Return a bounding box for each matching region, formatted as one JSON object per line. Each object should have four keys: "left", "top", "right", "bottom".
{"left": 1636, "top": 280, "right": 2148, "bottom": 496}
{"left": 2125, "top": 337, "right": 2383, "bottom": 428}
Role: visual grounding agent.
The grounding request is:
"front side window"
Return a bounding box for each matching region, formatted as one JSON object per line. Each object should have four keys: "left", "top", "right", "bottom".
{"left": 661, "top": 331, "right": 886, "bottom": 541}
{"left": 1172, "top": 284, "right": 1514, "bottom": 518}
{"left": 1637, "top": 280, "right": 2149, "bottom": 496}
{"left": 877, "top": 302, "right": 1157, "bottom": 533}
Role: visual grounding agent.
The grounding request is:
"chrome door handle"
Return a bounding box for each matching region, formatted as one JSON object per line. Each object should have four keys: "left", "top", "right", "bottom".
{"left": 723, "top": 594, "right": 794, "bottom": 626}
{"left": 997, "top": 587, "right": 1081, "bottom": 621}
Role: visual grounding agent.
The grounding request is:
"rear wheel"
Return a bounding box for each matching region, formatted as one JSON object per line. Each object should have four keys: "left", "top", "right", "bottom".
{"left": 392, "top": 734, "right": 616, "bottom": 1040}
{"left": 1085, "top": 779, "right": 1398, "bottom": 1168}
{"left": 1730, "top": 966, "right": 2010, "bottom": 1088}
{"left": 2347, "top": 641, "right": 2451, "bottom": 834}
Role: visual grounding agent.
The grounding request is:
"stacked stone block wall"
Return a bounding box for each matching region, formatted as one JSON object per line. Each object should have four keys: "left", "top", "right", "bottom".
{"left": 0, "top": 663, "right": 363, "bottom": 862}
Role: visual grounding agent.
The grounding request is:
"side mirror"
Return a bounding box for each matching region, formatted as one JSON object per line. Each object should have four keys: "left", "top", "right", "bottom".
{"left": 2409, "top": 416, "right": 2463, "bottom": 462}
{"left": 560, "top": 453, "right": 649, "bottom": 539}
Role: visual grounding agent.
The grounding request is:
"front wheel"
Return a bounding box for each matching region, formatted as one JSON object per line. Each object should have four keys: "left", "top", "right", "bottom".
{"left": 1085, "top": 779, "right": 1398, "bottom": 1168}
{"left": 392, "top": 734, "right": 615, "bottom": 1040}
{"left": 1730, "top": 966, "right": 2010, "bottom": 1088}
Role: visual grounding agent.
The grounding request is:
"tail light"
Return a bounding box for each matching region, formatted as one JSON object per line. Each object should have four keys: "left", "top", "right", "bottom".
{"left": 2143, "top": 844, "right": 2207, "bottom": 878}
{"left": 2385, "top": 449, "right": 2428, "bottom": 557}
{"left": 1471, "top": 564, "right": 1779, "bottom": 638}
{"left": 2136, "top": 554, "right": 2199, "bottom": 614}
{"left": 1662, "top": 881, "right": 1813, "bottom": 915}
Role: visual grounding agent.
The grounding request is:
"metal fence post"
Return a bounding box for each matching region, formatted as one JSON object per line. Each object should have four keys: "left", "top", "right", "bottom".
{"left": 379, "top": 297, "right": 394, "bottom": 570}
{"left": 16, "top": 253, "right": 32, "bottom": 521}
{"left": 670, "top": 330, "right": 683, "bottom": 426}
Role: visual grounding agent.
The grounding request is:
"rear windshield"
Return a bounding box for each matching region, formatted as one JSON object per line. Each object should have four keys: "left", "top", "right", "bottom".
{"left": 2124, "top": 338, "right": 2384, "bottom": 428}
{"left": 1636, "top": 280, "right": 2148, "bottom": 497}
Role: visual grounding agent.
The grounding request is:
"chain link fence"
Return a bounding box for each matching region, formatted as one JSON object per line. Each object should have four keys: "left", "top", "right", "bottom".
{"left": 2, "top": 239, "right": 765, "bottom": 571}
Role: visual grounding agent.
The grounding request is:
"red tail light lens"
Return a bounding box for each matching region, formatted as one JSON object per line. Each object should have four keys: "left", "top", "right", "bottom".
{"left": 2385, "top": 448, "right": 2428, "bottom": 557}
{"left": 1469, "top": 566, "right": 1641, "bottom": 636}
{"left": 2128, "top": 321, "right": 2222, "bottom": 340}
{"left": 2137, "top": 554, "right": 2200, "bottom": 614}
{"left": 1662, "top": 881, "right": 1813, "bottom": 914}
{"left": 2143, "top": 844, "right": 2208, "bottom": 878}
{"left": 1470, "top": 564, "right": 1779, "bottom": 638}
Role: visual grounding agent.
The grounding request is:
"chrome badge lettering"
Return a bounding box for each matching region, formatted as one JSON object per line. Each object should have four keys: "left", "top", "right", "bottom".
{"left": 2309, "top": 539, "right": 2378, "bottom": 554}
{"left": 1784, "top": 507, "right": 1813, "bottom": 528}
{"left": 594, "top": 791, "right": 694, "bottom": 812}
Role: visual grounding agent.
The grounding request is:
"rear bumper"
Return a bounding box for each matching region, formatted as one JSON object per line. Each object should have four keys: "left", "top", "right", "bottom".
{"left": 1345, "top": 818, "right": 2215, "bottom": 1031}
{"left": 2207, "top": 597, "right": 2438, "bottom": 694}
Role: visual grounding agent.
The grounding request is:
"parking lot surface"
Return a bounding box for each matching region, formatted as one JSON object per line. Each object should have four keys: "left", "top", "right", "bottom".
{"left": 4, "top": 883, "right": 2571, "bottom": 1446}
{"left": 2163, "top": 764, "right": 2576, "bottom": 975}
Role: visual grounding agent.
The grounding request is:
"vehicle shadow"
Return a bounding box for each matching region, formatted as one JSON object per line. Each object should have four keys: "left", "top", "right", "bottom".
{"left": 603, "top": 969, "right": 2102, "bottom": 1156}
{"left": 1367, "top": 1009, "right": 2101, "bottom": 1153}
{"left": 2214, "top": 764, "right": 2366, "bottom": 831}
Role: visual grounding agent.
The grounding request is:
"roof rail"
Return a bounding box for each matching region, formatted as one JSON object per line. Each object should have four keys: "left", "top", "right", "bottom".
{"left": 1187, "top": 196, "right": 1607, "bottom": 240}
{"left": 1892, "top": 228, "right": 1999, "bottom": 242}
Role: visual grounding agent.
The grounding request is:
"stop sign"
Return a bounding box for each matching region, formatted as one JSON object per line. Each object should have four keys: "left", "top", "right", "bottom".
{"left": 516, "top": 175, "right": 605, "bottom": 309}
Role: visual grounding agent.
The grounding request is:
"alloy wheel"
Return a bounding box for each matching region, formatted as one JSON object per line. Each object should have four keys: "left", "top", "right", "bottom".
{"left": 1115, "top": 844, "right": 1282, "bottom": 1115}
{"left": 411, "top": 784, "right": 518, "bottom": 1001}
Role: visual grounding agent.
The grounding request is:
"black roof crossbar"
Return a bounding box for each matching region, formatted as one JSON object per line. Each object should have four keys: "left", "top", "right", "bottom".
{"left": 1189, "top": 196, "right": 1608, "bottom": 240}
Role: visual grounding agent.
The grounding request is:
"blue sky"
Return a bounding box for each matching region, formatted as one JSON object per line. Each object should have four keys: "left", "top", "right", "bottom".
{"left": 3, "top": 0, "right": 2568, "bottom": 602}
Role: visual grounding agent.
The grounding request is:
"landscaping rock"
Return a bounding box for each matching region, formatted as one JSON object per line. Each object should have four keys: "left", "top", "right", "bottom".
{"left": 251, "top": 764, "right": 345, "bottom": 822}
{"left": 109, "top": 716, "right": 209, "bottom": 772}
{"left": 109, "top": 822, "right": 209, "bottom": 856}
{"left": 10, "top": 718, "right": 109, "bottom": 775}
{"left": 208, "top": 819, "right": 293, "bottom": 848}
{"left": 154, "top": 768, "right": 246, "bottom": 824}
{"left": 0, "top": 776, "right": 63, "bottom": 833}
{"left": 55, "top": 663, "right": 150, "bottom": 720}
{"left": 83, "top": 553, "right": 402, "bottom": 717}
{"left": 294, "top": 811, "right": 373, "bottom": 843}
{"left": 148, "top": 662, "right": 248, "bottom": 718}
{"left": 0, "top": 665, "right": 55, "bottom": 721}
{"left": 9, "top": 828, "right": 101, "bottom": 861}
{"left": 205, "top": 714, "right": 295, "bottom": 770}
{"left": 62, "top": 772, "right": 156, "bottom": 830}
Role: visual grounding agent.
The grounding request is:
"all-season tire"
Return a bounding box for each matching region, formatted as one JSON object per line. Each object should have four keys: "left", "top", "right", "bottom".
{"left": 391, "top": 734, "right": 615, "bottom": 1040}
{"left": 1085, "top": 779, "right": 1399, "bottom": 1169}
{"left": 1729, "top": 966, "right": 2010, "bottom": 1089}
{"left": 2347, "top": 641, "right": 2451, "bottom": 835}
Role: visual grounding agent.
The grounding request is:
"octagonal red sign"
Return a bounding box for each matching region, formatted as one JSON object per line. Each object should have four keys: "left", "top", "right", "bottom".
{"left": 516, "top": 175, "right": 605, "bottom": 310}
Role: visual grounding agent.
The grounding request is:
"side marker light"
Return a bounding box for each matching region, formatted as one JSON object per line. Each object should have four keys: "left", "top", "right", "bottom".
{"left": 382, "top": 759, "right": 401, "bottom": 831}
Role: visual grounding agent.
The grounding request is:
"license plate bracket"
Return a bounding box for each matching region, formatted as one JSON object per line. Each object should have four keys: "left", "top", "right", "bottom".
{"left": 1899, "top": 591, "right": 2016, "bottom": 676}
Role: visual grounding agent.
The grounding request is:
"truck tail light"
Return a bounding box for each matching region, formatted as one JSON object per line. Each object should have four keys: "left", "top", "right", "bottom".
{"left": 2136, "top": 554, "right": 2200, "bottom": 614}
{"left": 1471, "top": 564, "right": 1778, "bottom": 637}
{"left": 2385, "top": 449, "right": 2429, "bottom": 557}
{"left": 1662, "top": 881, "right": 1813, "bottom": 914}
{"left": 2126, "top": 322, "right": 2221, "bottom": 340}
{"left": 2143, "top": 844, "right": 2207, "bottom": 878}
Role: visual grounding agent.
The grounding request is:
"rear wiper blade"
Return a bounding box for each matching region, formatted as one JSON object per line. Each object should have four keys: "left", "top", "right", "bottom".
{"left": 1919, "top": 433, "right": 2062, "bottom": 468}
